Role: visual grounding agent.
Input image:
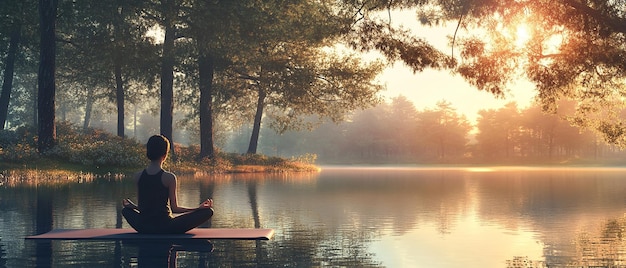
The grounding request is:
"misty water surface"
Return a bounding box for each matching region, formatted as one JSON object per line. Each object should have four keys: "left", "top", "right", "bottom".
{"left": 1, "top": 166, "right": 626, "bottom": 267}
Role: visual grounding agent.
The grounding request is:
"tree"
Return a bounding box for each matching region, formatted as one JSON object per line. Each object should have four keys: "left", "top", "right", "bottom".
{"left": 341, "top": 0, "right": 455, "bottom": 72}
{"left": 520, "top": 100, "right": 594, "bottom": 160}
{"left": 475, "top": 103, "right": 522, "bottom": 161}
{"left": 154, "top": 0, "right": 179, "bottom": 149}
{"left": 183, "top": 0, "right": 385, "bottom": 156}
{"left": 339, "top": 1, "right": 626, "bottom": 146}
{"left": 53, "top": 1, "right": 157, "bottom": 137}
{"left": 228, "top": 0, "right": 376, "bottom": 154}
{"left": 246, "top": 49, "right": 384, "bottom": 154}
{"left": 416, "top": 101, "right": 470, "bottom": 161}
{"left": 185, "top": 0, "right": 245, "bottom": 159}
{"left": 0, "top": 23, "right": 20, "bottom": 130}
{"left": 388, "top": 95, "right": 418, "bottom": 159}
{"left": 0, "top": 0, "right": 38, "bottom": 130}
{"left": 437, "top": 0, "right": 626, "bottom": 145}
{"left": 106, "top": 0, "right": 157, "bottom": 138}
{"left": 343, "top": 104, "right": 391, "bottom": 161}
{"left": 521, "top": 104, "right": 560, "bottom": 159}
{"left": 37, "top": 0, "right": 58, "bottom": 153}
{"left": 0, "top": 1, "right": 25, "bottom": 129}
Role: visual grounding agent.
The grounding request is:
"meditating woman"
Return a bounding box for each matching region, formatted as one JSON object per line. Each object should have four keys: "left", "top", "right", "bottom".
{"left": 122, "top": 135, "right": 214, "bottom": 234}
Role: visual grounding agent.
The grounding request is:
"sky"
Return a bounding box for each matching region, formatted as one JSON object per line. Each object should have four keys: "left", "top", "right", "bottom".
{"left": 372, "top": 9, "right": 537, "bottom": 123}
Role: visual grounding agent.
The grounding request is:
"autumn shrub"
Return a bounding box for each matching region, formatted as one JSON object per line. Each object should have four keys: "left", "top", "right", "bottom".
{"left": 291, "top": 153, "right": 317, "bottom": 165}
{"left": 174, "top": 144, "right": 200, "bottom": 163}
{"left": 0, "top": 126, "right": 39, "bottom": 163}
{"left": 48, "top": 122, "right": 144, "bottom": 167}
{"left": 1, "top": 122, "right": 317, "bottom": 173}
{"left": 221, "top": 152, "right": 288, "bottom": 166}
{"left": 223, "top": 152, "right": 259, "bottom": 165}
{"left": 62, "top": 138, "right": 144, "bottom": 167}
{"left": 1, "top": 122, "right": 144, "bottom": 168}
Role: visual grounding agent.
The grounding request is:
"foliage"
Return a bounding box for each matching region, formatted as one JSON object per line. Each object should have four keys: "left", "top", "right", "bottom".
{"left": 334, "top": 0, "right": 626, "bottom": 148}
{"left": 291, "top": 153, "right": 318, "bottom": 165}
{"left": 416, "top": 101, "right": 472, "bottom": 160}
{"left": 0, "top": 126, "right": 38, "bottom": 162}
{"left": 222, "top": 153, "right": 288, "bottom": 167}
{"left": 53, "top": 122, "right": 145, "bottom": 167}
{"left": 10, "top": 0, "right": 625, "bottom": 162}
{"left": 3, "top": 0, "right": 472, "bottom": 160}
{"left": 54, "top": 0, "right": 159, "bottom": 137}
{"left": 342, "top": 0, "right": 455, "bottom": 71}
{"left": 437, "top": 0, "right": 626, "bottom": 145}
{"left": 0, "top": 122, "right": 316, "bottom": 175}
{"left": 0, "top": 122, "right": 144, "bottom": 167}
{"left": 0, "top": 0, "right": 39, "bottom": 130}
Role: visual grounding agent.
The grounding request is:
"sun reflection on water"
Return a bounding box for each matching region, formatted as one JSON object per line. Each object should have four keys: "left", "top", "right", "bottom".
{"left": 369, "top": 209, "right": 544, "bottom": 267}
{"left": 466, "top": 167, "right": 495, "bottom": 172}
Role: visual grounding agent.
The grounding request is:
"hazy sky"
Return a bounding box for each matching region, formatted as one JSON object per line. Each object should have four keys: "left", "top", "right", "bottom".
{"left": 374, "top": 10, "right": 536, "bottom": 123}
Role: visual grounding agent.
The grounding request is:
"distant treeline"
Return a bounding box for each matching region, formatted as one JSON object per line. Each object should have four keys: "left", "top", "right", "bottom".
{"left": 225, "top": 96, "right": 626, "bottom": 165}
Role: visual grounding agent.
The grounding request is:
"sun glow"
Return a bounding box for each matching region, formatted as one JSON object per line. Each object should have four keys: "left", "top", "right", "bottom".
{"left": 515, "top": 23, "right": 531, "bottom": 48}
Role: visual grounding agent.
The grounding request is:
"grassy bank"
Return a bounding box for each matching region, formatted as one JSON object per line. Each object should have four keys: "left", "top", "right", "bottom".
{"left": 0, "top": 123, "right": 318, "bottom": 186}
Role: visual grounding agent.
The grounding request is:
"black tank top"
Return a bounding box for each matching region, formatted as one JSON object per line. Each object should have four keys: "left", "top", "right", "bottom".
{"left": 137, "top": 169, "right": 172, "bottom": 219}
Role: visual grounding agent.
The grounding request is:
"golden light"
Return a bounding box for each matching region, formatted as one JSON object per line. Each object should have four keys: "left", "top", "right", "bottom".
{"left": 515, "top": 23, "right": 531, "bottom": 49}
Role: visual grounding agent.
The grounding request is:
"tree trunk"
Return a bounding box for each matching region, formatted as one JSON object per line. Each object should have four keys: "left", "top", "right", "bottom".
{"left": 133, "top": 104, "right": 137, "bottom": 139}
{"left": 59, "top": 98, "right": 66, "bottom": 121}
{"left": 115, "top": 62, "right": 125, "bottom": 137}
{"left": 83, "top": 87, "right": 94, "bottom": 131}
{"left": 32, "top": 84, "right": 37, "bottom": 127}
{"left": 114, "top": 4, "right": 125, "bottom": 138}
{"left": 37, "top": 0, "right": 58, "bottom": 153}
{"left": 0, "top": 22, "right": 21, "bottom": 130}
{"left": 247, "top": 87, "right": 266, "bottom": 154}
{"left": 198, "top": 54, "right": 215, "bottom": 159}
{"left": 160, "top": 21, "right": 175, "bottom": 148}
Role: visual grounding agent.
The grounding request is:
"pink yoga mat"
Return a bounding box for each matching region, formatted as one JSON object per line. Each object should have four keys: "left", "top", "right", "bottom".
{"left": 26, "top": 228, "right": 274, "bottom": 240}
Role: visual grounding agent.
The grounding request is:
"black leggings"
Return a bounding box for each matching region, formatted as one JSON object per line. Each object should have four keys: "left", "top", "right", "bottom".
{"left": 122, "top": 207, "right": 214, "bottom": 234}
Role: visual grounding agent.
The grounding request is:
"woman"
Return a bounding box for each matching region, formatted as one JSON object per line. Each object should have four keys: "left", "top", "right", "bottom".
{"left": 122, "top": 135, "right": 214, "bottom": 234}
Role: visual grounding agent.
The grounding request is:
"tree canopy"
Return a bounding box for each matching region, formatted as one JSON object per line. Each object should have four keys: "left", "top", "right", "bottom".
{"left": 2, "top": 0, "right": 417, "bottom": 159}
{"left": 3, "top": 0, "right": 625, "bottom": 161}
{"left": 428, "top": 0, "right": 626, "bottom": 145}
{"left": 327, "top": 0, "right": 626, "bottom": 150}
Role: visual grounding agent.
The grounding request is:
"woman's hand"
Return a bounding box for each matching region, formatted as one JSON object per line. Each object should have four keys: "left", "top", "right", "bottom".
{"left": 123, "top": 198, "right": 138, "bottom": 209}
{"left": 198, "top": 198, "right": 213, "bottom": 209}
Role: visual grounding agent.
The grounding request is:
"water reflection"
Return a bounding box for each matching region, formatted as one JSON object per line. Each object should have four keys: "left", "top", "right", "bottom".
{"left": 505, "top": 214, "right": 626, "bottom": 268}
{"left": 316, "top": 168, "right": 469, "bottom": 236}
{"left": 0, "top": 238, "right": 6, "bottom": 267}
{"left": 121, "top": 240, "right": 213, "bottom": 267}
{"left": 3, "top": 167, "right": 626, "bottom": 266}
{"left": 573, "top": 215, "right": 626, "bottom": 267}
{"left": 506, "top": 256, "right": 545, "bottom": 268}
{"left": 35, "top": 188, "right": 53, "bottom": 267}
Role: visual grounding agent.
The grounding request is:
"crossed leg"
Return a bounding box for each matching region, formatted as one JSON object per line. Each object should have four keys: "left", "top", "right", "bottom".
{"left": 122, "top": 207, "right": 214, "bottom": 234}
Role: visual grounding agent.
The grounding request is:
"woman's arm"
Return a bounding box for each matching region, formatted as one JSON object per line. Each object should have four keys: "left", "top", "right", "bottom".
{"left": 122, "top": 171, "right": 142, "bottom": 209}
{"left": 164, "top": 172, "right": 196, "bottom": 213}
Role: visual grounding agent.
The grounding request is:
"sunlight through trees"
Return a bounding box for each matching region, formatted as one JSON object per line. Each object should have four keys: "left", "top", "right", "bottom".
{"left": 1, "top": 0, "right": 626, "bottom": 162}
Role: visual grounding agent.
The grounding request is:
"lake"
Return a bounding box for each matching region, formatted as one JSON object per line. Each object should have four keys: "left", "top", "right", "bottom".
{"left": 2, "top": 166, "right": 626, "bottom": 267}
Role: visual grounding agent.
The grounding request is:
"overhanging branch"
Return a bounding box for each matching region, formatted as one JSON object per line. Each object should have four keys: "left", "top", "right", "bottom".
{"left": 563, "top": 0, "right": 626, "bottom": 34}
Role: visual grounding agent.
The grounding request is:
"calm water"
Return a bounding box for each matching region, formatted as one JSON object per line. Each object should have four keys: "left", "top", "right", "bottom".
{"left": 2, "top": 166, "right": 626, "bottom": 267}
